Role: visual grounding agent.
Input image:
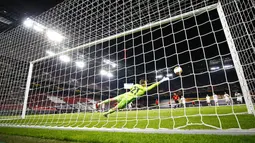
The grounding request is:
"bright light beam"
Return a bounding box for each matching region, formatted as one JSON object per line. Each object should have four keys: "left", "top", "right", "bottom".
{"left": 33, "top": 23, "right": 45, "bottom": 32}
{"left": 23, "top": 18, "right": 34, "bottom": 28}
{"left": 100, "top": 69, "right": 113, "bottom": 78}
{"left": 100, "top": 70, "right": 107, "bottom": 75}
{"left": 46, "top": 30, "right": 64, "bottom": 42}
{"left": 107, "top": 72, "right": 113, "bottom": 78}
{"left": 103, "top": 59, "right": 117, "bottom": 68}
{"left": 112, "top": 63, "right": 117, "bottom": 68}
{"left": 46, "top": 50, "right": 55, "bottom": 56}
{"left": 59, "top": 55, "right": 70, "bottom": 62}
{"left": 76, "top": 61, "right": 85, "bottom": 68}
{"left": 210, "top": 67, "right": 220, "bottom": 70}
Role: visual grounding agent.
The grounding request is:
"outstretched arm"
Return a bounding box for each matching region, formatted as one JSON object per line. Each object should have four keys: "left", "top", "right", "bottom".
{"left": 146, "top": 77, "right": 169, "bottom": 91}
{"left": 146, "top": 82, "right": 160, "bottom": 91}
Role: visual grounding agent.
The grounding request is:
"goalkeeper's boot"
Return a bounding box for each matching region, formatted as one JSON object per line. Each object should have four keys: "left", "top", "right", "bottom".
{"left": 103, "top": 113, "right": 108, "bottom": 118}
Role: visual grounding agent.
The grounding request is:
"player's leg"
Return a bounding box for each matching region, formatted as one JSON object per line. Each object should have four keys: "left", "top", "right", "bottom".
{"left": 216, "top": 101, "right": 219, "bottom": 106}
{"left": 176, "top": 100, "right": 179, "bottom": 108}
{"left": 128, "top": 104, "right": 132, "bottom": 111}
{"left": 97, "top": 93, "right": 125, "bottom": 108}
{"left": 103, "top": 98, "right": 129, "bottom": 117}
{"left": 98, "top": 98, "right": 117, "bottom": 106}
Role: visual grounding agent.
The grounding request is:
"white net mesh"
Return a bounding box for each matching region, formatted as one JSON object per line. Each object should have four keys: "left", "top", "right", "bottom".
{"left": 0, "top": 0, "right": 255, "bottom": 131}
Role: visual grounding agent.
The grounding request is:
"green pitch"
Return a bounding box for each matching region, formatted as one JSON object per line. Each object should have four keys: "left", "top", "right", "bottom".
{"left": 0, "top": 127, "right": 255, "bottom": 143}
{"left": 1, "top": 127, "right": 255, "bottom": 143}
{"left": 1, "top": 104, "right": 255, "bottom": 130}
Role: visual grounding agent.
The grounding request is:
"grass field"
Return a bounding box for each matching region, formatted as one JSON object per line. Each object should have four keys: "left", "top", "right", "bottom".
{"left": 0, "top": 127, "right": 255, "bottom": 143}
{"left": 0, "top": 105, "right": 255, "bottom": 143}
{"left": 1, "top": 105, "right": 255, "bottom": 130}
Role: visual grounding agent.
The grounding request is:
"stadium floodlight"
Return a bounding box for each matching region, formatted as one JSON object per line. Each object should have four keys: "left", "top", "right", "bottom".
{"left": 107, "top": 72, "right": 113, "bottom": 78}
{"left": 100, "top": 69, "right": 107, "bottom": 75}
{"left": 167, "top": 73, "right": 173, "bottom": 77}
{"left": 46, "top": 30, "right": 64, "bottom": 42}
{"left": 59, "top": 55, "right": 70, "bottom": 62}
{"left": 46, "top": 50, "right": 55, "bottom": 56}
{"left": 223, "top": 65, "right": 233, "bottom": 69}
{"left": 75, "top": 61, "right": 85, "bottom": 68}
{"left": 156, "top": 75, "right": 163, "bottom": 79}
{"left": 33, "top": 23, "right": 45, "bottom": 32}
{"left": 103, "top": 59, "right": 110, "bottom": 64}
{"left": 23, "top": 18, "right": 34, "bottom": 28}
{"left": 103, "top": 59, "right": 117, "bottom": 68}
{"left": 100, "top": 69, "right": 113, "bottom": 78}
{"left": 210, "top": 67, "right": 220, "bottom": 70}
{"left": 111, "top": 63, "right": 117, "bottom": 68}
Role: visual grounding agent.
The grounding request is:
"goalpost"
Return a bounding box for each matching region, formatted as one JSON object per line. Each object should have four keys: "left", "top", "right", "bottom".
{"left": 217, "top": 2, "right": 254, "bottom": 115}
{"left": 0, "top": 0, "right": 255, "bottom": 134}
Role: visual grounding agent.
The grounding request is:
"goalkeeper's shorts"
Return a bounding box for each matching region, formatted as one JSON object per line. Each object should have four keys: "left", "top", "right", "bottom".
{"left": 113, "top": 92, "right": 134, "bottom": 103}
{"left": 113, "top": 93, "right": 135, "bottom": 109}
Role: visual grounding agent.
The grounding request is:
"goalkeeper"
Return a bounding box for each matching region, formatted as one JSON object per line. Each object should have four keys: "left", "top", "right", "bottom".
{"left": 97, "top": 77, "right": 169, "bottom": 117}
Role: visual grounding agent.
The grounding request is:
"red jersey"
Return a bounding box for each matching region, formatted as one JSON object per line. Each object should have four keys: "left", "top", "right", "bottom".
{"left": 155, "top": 99, "right": 159, "bottom": 105}
{"left": 173, "top": 95, "right": 179, "bottom": 101}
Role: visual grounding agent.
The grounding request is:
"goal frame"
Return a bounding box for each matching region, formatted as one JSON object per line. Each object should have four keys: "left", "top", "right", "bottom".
{"left": 217, "top": 2, "right": 255, "bottom": 115}
{"left": 22, "top": 3, "right": 218, "bottom": 119}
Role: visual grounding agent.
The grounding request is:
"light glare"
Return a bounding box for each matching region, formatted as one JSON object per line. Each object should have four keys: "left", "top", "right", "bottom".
{"left": 107, "top": 72, "right": 113, "bottom": 78}
{"left": 46, "top": 30, "right": 64, "bottom": 42}
{"left": 33, "top": 23, "right": 45, "bottom": 32}
{"left": 103, "top": 59, "right": 117, "bottom": 68}
{"left": 59, "top": 55, "right": 70, "bottom": 62}
{"left": 112, "top": 63, "right": 117, "bottom": 68}
{"left": 100, "top": 69, "right": 113, "bottom": 78}
{"left": 23, "top": 18, "right": 34, "bottom": 28}
{"left": 210, "top": 67, "right": 220, "bottom": 70}
{"left": 46, "top": 50, "right": 55, "bottom": 56}
{"left": 76, "top": 61, "right": 85, "bottom": 68}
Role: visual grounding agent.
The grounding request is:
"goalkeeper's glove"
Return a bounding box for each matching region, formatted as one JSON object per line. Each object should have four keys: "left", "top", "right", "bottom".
{"left": 159, "top": 77, "right": 169, "bottom": 83}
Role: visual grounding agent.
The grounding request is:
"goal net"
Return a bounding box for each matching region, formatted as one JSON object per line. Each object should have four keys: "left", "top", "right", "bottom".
{"left": 0, "top": 0, "right": 255, "bottom": 132}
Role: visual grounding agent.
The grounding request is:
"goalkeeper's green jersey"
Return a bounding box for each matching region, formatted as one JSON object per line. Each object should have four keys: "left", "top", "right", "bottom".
{"left": 114, "top": 82, "right": 160, "bottom": 103}
{"left": 129, "top": 82, "right": 159, "bottom": 98}
{"left": 113, "top": 82, "right": 160, "bottom": 107}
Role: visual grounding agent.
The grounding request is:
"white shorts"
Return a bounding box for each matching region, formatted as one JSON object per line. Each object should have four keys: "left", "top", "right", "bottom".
{"left": 237, "top": 97, "right": 242, "bottom": 102}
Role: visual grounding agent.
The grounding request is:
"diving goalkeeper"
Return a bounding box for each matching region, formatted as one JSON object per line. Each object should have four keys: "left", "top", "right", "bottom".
{"left": 97, "top": 77, "right": 169, "bottom": 117}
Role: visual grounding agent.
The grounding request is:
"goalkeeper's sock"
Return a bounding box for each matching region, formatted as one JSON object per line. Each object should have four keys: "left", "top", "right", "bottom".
{"left": 107, "top": 109, "right": 116, "bottom": 114}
